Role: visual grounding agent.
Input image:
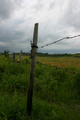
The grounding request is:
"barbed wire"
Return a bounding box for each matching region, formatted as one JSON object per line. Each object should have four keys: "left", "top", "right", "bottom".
{"left": 38, "top": 34, "right": 80, "bottom": 48}
{"left": 37, "top": 62, "right": 80, "bottom": 75}
{"left": 29, "top": 34, "right": 80, "bottom": 59}
{"left": 35, "top": 81, "right": 73, "bottom": 120}
{"left": 54, "top": 66, "right": 80, "bottom": 75}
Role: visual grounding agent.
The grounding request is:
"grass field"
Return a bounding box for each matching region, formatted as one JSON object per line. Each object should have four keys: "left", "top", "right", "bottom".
{"left": 36, "top": 56, "right": 80, "bottom": 68}
{"left": 0, "top": 55, "right": 80, "bottom": 120}
{"left": 14, "top": 55, "right": 80, "bottom": 68}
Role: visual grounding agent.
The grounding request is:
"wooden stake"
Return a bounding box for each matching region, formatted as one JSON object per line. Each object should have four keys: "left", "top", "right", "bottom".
{"left": 19, "top": 50, "right": 22, "bottom": 61}
{"left": 18, "top": 50, "right": 22, "bottom": 64}
{"left": 12, "top": 52, "right": 15, "bottom": 62}
{"left": 27, "top": 23, "right": 38, "bottom": 116}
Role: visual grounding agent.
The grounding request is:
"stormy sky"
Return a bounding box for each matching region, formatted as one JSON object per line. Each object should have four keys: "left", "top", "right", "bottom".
{"left": 0, "top": 0, "right": 80, "bottom": 54}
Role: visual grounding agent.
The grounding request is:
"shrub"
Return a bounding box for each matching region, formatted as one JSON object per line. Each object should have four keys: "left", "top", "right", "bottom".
{"left": 4, "top": 50, "right": 10, "bottom": 58}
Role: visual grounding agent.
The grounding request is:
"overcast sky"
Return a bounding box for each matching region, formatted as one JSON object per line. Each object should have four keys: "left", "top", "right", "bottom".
{"left": 0, "top": 0, "right": 80, "bottom": 54}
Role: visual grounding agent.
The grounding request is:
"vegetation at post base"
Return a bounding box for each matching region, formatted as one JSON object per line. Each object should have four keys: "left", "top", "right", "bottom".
{"left": 0, "top": 54, "right": 80, "bottom": 120}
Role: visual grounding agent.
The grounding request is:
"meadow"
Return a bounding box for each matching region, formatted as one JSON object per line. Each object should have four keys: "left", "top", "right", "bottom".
{"left": 0, "top": 55, "right": 80, "bottom": 120}
{"left": 36, "top": 56, "right": 80, "bottom": 68}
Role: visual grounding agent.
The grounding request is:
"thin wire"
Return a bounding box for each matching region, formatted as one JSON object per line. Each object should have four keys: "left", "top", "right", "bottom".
{"left": 37, "top": 62, "right": 80, "bottom": 75}
{"left": 38, "top": 34, "right": 80, "bottom": 48}
{"left": 35, "top": 81, "right": 72, "bottom": 120}
{"left": 29, "top": 34, "right": 80, "bottom": 58}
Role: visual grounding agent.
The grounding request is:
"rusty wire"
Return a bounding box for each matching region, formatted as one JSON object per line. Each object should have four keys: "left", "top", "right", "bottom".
{"left": 38, "top": 34, "right": 80, "bottom": 48}
{"left": 37, "top": 62, "right": 80, "bottom": 75}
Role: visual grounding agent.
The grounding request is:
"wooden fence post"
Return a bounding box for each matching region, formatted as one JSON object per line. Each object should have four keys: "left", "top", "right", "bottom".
{"left": 12, "top": 52, "right": 15, "bottom": 62}
{"left": 18, "top": 50, "right": 22, "bottom": 64}
{"left": 19, "top": 50, "right": 22, "bottom": 61}
{"left": 27, "top": 23, "right": 38, "bottom": 116}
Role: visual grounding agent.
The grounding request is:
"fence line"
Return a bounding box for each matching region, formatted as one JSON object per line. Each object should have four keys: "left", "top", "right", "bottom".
{"left": 2, "top": 23, "right": 80, "bottom": 119}
{"left": 13, "top": 29, "right": 80, "bottom": 119}
{"left": 27, "top": 51, "right": 79, "bottom": 119}
{"left": 24, "top": 33, "right": 80, "bottom": 118}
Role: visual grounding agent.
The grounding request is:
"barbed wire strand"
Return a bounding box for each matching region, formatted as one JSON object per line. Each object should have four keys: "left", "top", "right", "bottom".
{"left": 38, "top": 34, "right": 80, "bottom": 48}
{"left": 30, "top": 34, "right": 80, "bottom": 58}
{"left": 37, "top": 62, "right": 80, "bottom": 75}
{"left": 35, "top": 81, "right": 72, "bottom": 120}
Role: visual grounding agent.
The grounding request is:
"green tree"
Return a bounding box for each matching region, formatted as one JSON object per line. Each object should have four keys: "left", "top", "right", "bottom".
{"left": 4, "top": 50, "right": 10, "bottom": 58}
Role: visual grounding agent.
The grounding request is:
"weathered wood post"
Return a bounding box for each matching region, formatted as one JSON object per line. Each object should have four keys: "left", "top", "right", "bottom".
{"left": 18, "top": 50, "right": 22, "bottom": 64}
{"left": 12, "top": 52, "right": 15, "bottom": 62}
{"left": 27, "top": 23, "right": 38, "bottom": 116}
{"left": 19, "top": 50, "right": 22, "bottom": 61}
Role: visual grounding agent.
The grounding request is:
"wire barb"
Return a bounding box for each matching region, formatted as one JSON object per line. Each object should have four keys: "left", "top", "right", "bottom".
{"left": 38, "top": 34, "right": 80, "bottom": 48}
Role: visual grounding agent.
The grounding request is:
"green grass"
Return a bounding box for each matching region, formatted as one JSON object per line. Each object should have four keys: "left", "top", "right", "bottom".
{"left": 0, "top": 55, "right": 80, "bottom": 120}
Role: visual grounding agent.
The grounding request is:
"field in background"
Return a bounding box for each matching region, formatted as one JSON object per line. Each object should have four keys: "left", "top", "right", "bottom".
{"left": 15, "top": 54, "right": 80, "bottom": 68}
{"left": 36, "top": 56, "right": 80, "bottom": 68}
{"left": 14, "top": 54, "right": 80, "bottom": 67}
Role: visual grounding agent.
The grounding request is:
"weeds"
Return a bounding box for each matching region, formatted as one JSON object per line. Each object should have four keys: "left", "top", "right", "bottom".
{"left": 0, "top": 56, "right": 80, "bottom": 120}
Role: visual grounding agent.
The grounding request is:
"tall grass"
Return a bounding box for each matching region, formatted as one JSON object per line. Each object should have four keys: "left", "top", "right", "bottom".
{"left": 0, "top": 55, "right": 80, "bottom": 120}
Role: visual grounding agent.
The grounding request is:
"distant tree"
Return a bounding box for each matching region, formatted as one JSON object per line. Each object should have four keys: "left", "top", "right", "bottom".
{"left": 4, "top": 50, "right": 10, "bottom": 58}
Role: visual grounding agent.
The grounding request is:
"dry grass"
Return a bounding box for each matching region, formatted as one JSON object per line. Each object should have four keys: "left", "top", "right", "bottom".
{"left": 13, "top": 55, "right": 80, "bottom": 69}
{"left": 36, "top": 57, "right": 80, "bottom": 68}
{"left": 15, "top": 55, "right": 29, "bottom": 60}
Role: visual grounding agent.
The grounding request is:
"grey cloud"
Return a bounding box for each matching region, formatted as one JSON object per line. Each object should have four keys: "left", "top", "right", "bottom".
{"left": 0, "top": 18, "right": 33, "bottom": 53}
{"left": 38, "top": 48, "right": 80, "bottom": 54}
{"left": 14, "top": 0, "right": 23, "bottom": 7}
{"left": 0, "top": 0, "right": 80, "bottom": 54}
{"left": 62, "top": 0, "right": 80, "bottom": 30}
{"left": 33, "top": 0, "right": 43, "bottom": 11}
{"left": 49, "top": 1, "right": 55, "bottom": 10}
{"left": 0, "top": 0, "right": 15, "bottom": 20}
{"left": 13, "top": 30, "right": 25, "bottom": 39}
{"left": 0, "top": 0, "right": 23, "bottom": 21}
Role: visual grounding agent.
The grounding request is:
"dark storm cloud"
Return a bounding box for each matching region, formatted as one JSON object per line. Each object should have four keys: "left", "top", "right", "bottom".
{"left": 0, "top": 0, "right": 80, "bottom": 54}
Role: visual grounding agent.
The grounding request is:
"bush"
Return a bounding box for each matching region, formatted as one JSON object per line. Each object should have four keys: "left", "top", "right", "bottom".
{"left": 73, "top": 74, "right": 80, "bottom": 95}
{"left": 4, "top": 50, "right": 10, "bottom": 58}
